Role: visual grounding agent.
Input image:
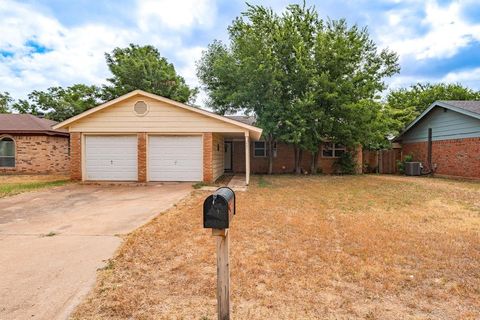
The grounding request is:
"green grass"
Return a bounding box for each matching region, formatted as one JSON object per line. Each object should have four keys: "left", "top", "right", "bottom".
{"left": 192, "top": 182, "right": 208, "bottom": 189}
{"left": 0, "top": 180, "right": 69, "bottom": 198}
{"left": 257, "top": 175, "right": 272, "bottom": 188}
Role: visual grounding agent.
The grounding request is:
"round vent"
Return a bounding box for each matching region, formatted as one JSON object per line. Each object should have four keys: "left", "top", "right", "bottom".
{"left": 134, "top": 101, "right": 148, "bottom": 116}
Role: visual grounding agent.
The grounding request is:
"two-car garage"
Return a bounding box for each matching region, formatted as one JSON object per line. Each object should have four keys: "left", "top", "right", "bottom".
{"left": 54, "top": 90, "right": 263, "bottom": 184}
{"left": 85, "top": 135, "right": 202, "bottom": 181}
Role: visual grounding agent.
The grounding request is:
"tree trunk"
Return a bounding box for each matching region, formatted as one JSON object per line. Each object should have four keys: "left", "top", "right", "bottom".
{"left": 294, "top": 146, "right": 302, "bottom": 175}
{"left": 310, "top": 147, "right": 320, "bottom": 174}
{"left": 267, "top": 135, "right": 274, "bottom": 175}
{"left": 298, "top": 149, "right": 303, "bottom": 174}
{"left": 293, "top": 146, "right": 299, "bottom": 174}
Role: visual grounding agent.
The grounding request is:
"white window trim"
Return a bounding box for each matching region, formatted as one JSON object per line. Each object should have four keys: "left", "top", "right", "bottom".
{"left": 0, "top": 135, "right": 16, "bottom": 168}
{"left": 321, "top": 142, "right": 346, "bottom": 158}
{"left": 253, "top": 141, "right": 267, "bottom": 157}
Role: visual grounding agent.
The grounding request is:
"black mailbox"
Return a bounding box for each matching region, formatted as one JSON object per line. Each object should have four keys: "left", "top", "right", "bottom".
{"left": 203, "top": 187, "right": 236, "bottom": 229}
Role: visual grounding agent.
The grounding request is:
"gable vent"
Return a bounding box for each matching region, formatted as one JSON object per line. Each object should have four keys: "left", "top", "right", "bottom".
{"left": 134, "top": 101, "right": 148, "bottom": 116}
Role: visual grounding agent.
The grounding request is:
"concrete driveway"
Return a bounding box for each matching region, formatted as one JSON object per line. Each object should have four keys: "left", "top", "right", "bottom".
{"left": 0, "top": 183, "right": 192, "bottom": 320}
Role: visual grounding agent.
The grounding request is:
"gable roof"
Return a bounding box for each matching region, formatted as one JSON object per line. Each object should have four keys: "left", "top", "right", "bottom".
{"left": 394, "top": 100, "right": 480, "bottom": 141}
{"left": 53, "top": 90, "right": 263, "bottom": 140}
{"left": 225, "top": 115, "right": 256, "bottom": 126}
{"left": 0, "top": 114, "right": 68, "bottom": 136}
{"left": 437, "top": 100, "right": 480, "bottom": 115}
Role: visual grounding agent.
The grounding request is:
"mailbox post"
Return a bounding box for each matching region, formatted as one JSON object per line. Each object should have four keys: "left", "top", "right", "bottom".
{"left": 203, "top": 187, "right": 236, "bottom": 320}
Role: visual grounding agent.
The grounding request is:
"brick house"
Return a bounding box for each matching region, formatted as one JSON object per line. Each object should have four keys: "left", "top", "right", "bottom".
{"left": 224, "top": 116, "right": 362, "bottom": 175}
{"left": 395, "top": 101, "right": 480, "bottom": 179}
{"left": 54, "top": 90, "right": 363, "bottom": 184}
{"left": 53, "top": 90, "right": 263, "bottom": 185}
{"left": 0, "top": 114, "right": 70, "bottom": 175}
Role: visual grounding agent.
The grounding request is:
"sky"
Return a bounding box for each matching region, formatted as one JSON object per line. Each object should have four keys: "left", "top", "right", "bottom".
{"left": 1, "top": 0, "right": 480, "bottom": 106}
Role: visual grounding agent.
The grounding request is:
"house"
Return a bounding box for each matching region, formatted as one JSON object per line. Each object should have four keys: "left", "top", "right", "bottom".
{"left": 53, "top": 90, "right": 263, "bottom": 185}
{"left": 0, "top": 114, "right": 70, "bottom": 174}
{"left": 395, "top": 100, "right": 480, "bottom": 179}
{"left": 224, "top": 116, "right": 362, "bottom": 175}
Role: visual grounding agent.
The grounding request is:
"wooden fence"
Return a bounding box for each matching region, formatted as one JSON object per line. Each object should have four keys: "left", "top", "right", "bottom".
{"left": 363, "top": 149, "right": 402, "bottom": 174}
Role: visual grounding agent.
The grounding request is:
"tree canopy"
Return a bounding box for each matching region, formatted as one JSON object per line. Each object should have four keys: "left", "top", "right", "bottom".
{"left": 386, "top": 83, "right": 480, "bottom": 135}
{"left": 11, "top": 84, "right": 103, "bottom": 122}
{"left": 0, "top": 92, "right": 12, "bottom": 113}
{"left": 197, "top": 3, "right": 399, "bottom": 173}
{"left": 103, "top": 44, "right": 197, "bottom": 103}
{"left": 6, "top": 44, "right": 196, "bottom": 122}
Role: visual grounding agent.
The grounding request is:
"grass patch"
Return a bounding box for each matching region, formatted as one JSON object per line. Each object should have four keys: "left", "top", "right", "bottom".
{"left": 0, "top": 180, "right": 69, "bottom": 198}
{"left": 192, "top": 182, "right": 208, "bottom": 189}
{"left": 42, "top": 231, "right": 58, "bottom": 237}
{"left": 257, "top": 175, "right": 272, "bottom": 188}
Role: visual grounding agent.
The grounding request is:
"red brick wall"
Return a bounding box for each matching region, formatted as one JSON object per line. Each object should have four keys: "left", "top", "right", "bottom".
{"left": 138, "top": 133, "right": 147, "bottom": 182}
{"left": 0, "top": 134, "right": 70, "bottom": 175}
{"left": 231, "top": 141, "right": 339, "bottom": 174}
{"left": 203, "top": 133, "right": 213, "bottom": 182}
{"left": 70, "top": 132, "right": 81, "bottom": 180}
{"left": 402, "top": 137, "right": 480, "bottom": 178}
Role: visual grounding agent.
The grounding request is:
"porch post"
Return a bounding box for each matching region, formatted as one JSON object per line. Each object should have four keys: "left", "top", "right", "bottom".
{"left": 245, "top": 131, "right": 250, "bottom": 185}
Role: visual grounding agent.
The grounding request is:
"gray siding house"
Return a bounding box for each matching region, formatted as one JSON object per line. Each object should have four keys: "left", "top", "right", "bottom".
{"left": 395, "top": 101, "right": 480, "bottom": 179}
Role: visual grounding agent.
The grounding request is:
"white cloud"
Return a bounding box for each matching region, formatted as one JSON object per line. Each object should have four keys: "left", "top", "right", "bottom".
{"left": 442, "top": 67, "right": 480, "bottom": 88}
{"left": 378, "top": 0, "right": 480, "bottom": 60}
{"left": 0, "top": 0, "right": 214, "bottom": 105}
{"left": 175, "top": 46, "right": 206, "bottom": 101}
{"left": 137, "top": 0, "right": 217, "bottom": 31}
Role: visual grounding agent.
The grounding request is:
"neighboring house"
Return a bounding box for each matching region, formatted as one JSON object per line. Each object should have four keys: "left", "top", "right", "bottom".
{"left": 53, "top": 90, "right": 263, "bottom": 185}
{"left": 0, "top": 114, "right": 70, "bottom": 174}
{"left": 224, "top": 116, "right": 362, "bottom": 174}
{"left": 395, "top": 100, "right": 480, "bottom": 179}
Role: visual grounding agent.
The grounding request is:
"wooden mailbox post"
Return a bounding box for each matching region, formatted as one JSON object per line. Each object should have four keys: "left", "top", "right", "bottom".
{"left": 203, "top": 187, "right": 236, "bottom": 320}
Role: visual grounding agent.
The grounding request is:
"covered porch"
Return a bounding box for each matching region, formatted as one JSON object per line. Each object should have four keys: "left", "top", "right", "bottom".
{"left": 204, "top": 131, "right": 256, "bottom": 186}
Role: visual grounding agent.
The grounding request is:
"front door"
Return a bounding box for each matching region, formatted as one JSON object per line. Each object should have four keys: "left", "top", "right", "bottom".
{"left": 224, "top": 142, "right": 232, "bottom": 171}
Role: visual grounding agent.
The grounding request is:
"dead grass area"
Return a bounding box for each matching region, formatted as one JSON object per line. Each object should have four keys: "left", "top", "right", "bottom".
{"left": 72, "top": 175, "right": 480, "bottom": 320}
{"left": 0, "top": 174, "right": 70, "bottom": 198}
{"left": 0, "top": 174, "right": 69, "bottom": 184}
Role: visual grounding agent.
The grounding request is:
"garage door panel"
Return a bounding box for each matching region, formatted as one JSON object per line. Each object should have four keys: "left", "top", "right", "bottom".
{"left": 148, "top": 136, "right": 202, "bottom": 181}
{"left": 85, "top": 135, "right": 138, "bottom": 181}
{"left": 148, "top": 159, "right": 202, "bottom": 166}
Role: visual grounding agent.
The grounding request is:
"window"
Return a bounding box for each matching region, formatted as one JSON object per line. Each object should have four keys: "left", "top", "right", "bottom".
{"left": 254, "top": 141, "right": 266, "bottom": 157}
{"left": 322, "top": 142, "right": 346, "bottom": 158}
{"left": 0, "top": 137, "right": 15, "bottom": 167}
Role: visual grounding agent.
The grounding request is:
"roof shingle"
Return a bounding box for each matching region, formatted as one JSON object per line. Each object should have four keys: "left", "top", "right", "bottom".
{"left": 0, "top": 114, "right": 68, "bottom": 136}
{"left": 439, "top": 100, "right": 480, "bottom": 115}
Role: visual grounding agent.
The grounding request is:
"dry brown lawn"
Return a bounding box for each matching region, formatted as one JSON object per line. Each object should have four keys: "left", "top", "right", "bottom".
{"left": 0, "top": 174, "right": 70, "bottom": 198}
{"left": 0, "top": 174, "right": 69, "bottom": 184}
{"left": 72, "top": 175, "right": 480, "bottom": 320}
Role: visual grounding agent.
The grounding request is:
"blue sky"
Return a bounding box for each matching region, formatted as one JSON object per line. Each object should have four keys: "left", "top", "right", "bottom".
{"left": 1, "top": 0, "right": 480, "bottom": 105}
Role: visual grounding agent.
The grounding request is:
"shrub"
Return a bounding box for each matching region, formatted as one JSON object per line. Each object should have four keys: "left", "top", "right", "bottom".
{"left": 397, "top": 154, "right": 413, "bottom": 174}
{"left": 334, "top": 152, "right": 357, "bottom": 175}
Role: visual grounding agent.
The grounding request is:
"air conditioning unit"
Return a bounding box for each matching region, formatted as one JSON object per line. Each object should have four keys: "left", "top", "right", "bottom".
{"left": 405, "top": 162, "right": 422, "bottom": 176}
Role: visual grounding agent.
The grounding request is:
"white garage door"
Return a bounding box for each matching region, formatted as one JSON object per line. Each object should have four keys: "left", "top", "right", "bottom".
{"left": 85, "top": 135, "right": 138, "bottom": 181}
{"left": 148, "top": 136, "right": 202, "bottom": 181}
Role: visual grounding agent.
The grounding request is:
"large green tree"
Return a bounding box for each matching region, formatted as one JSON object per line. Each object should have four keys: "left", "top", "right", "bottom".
{"left": 0, "top": 92, "right": 12, "bottom": 113}
{"left": 198, "top": 3, "right": 399, "bottom": 174}
{"left": 386, "top": 82, "right": 480, "bottom": 134}
{"left": 103, "top": 44, "right": 197, "bottom": 103}
{"left": 12, "top": 84, "right": 102, "bottom": 122}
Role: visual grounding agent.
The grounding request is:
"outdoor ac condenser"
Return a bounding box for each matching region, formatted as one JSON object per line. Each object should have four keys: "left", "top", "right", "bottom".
{"left": 405, "top": 162, "right": 422, "bottom": 176}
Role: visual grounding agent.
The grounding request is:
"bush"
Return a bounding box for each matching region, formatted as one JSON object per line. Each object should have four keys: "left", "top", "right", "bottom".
{"left": 334, "top": 152, "right": 357, "bottom": 175}
{"left": 397, "top": 154, "right": 413, "bottom": 174}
